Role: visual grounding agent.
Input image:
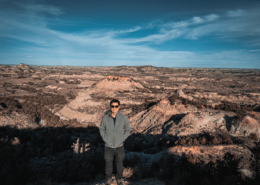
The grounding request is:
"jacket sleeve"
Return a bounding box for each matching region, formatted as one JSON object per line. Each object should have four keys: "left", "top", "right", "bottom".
{"left": 99, "top": 117, "right": 106, "bottom": 142}
{"left": 123, "top": 116, "right": 131, "bottom": 141}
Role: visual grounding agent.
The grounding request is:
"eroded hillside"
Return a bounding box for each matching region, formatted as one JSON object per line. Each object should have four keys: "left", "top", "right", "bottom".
{"left": 0, "top": 64, "right": 260, "bottom": 185}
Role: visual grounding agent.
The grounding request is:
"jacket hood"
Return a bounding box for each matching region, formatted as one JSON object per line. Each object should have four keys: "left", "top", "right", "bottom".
{"left": 104, "top": 109, "right": 121, "bottom": 116}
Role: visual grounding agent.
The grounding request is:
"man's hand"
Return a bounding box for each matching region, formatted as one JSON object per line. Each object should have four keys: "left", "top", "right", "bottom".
{"left": 99, "top": 117, "right": 106, "bottom": 142}
{"left": 123, "top": 117, "right": 131, "bottom": 141}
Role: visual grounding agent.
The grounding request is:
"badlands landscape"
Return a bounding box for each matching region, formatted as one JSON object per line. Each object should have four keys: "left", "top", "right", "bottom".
{"left": 1, "top": 63, "right": 260, "bottom": 185}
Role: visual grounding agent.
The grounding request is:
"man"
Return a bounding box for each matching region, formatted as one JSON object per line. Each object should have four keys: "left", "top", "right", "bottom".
{"left": 99, "top": 99, "right": 131, "bottom": 185}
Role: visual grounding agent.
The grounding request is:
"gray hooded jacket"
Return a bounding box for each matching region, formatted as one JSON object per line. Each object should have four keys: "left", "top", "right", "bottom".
{"left": 99, "top": 110, "right": 131, "bottom": 148}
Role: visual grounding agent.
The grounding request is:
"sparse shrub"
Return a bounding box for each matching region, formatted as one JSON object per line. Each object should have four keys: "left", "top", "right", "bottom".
{"left": 192, "top": 138, "right": 199, "bottom": 145}
{"left": 123, "top": 167, "right": 134, "bottom": 179}
{"left": 179, "top": 138, "right": 187, "bottom": 145}
{"left": 212, "top": 137, "right": 220, "bottom": 145}
{"left": 168, "top": 94, "right": 178, "bottom": 105}
{"left": 200, "top": 136, "right": 207, "bottom": 145}
{"left": 187, "top": 154, "right": 200, "bottom": 165}
{"left": 249, "top": 133, "right": 258, "bottom": 141}
{"left": 67, "top": 91, "right": 76, "bottom": 99}
{"left": 186, "top": 137, "right": 193, "bottom": 145}
{"left": 124, "top": 154, "right": 145, "bottom": 181}
{"left": 130, "top": 166, "right": 142, "bottom": 181}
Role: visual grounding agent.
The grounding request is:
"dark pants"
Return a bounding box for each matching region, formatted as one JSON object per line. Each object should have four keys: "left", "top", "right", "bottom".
{"left": 104, "top": 145, "right": 125, "bottom": 180}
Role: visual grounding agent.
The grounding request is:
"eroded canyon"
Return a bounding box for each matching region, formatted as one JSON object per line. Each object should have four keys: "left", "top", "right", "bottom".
{"left": 1, "top": 63, "right": 260, "bottom": 185}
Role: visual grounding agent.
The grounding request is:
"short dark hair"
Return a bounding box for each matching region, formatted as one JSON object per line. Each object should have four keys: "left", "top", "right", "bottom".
{"left": 110, "top": 99, "right": 120, "bottom": 106}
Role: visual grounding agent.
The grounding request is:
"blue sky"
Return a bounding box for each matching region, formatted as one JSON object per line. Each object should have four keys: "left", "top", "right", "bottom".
{"left": 0, "top": 0, "right": 260, "bottom": 68}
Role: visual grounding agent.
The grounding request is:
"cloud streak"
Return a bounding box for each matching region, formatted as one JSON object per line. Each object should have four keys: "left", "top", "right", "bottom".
{"left": 21, "top": 4, "right": 64, "bottom": 15}
{"left": 124, "top": 7, "right": 260, "bottom": 42}
{"left": 227, "top": 9, "right": 245, "bottom": 17}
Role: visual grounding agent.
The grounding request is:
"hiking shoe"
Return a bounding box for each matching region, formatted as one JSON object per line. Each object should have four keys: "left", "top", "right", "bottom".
{"left": 105, "top": 178, "right": 112, "bottom": 185}
{"left": 117, "top": 179, "right": 124, "bottom": 185}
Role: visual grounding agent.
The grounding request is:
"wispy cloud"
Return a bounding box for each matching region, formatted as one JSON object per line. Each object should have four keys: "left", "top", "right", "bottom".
{"left": 185, "top": 7, "right": 260, "bottom": 40}
{"left": 227, "top": 9, "right": 245, "bottom": 17}
{"left": 21, "top": 4, "right": 64, "bottom": 15}
{"left": 122, "top": 13, "right": 221, "bottom": 43}
{"left": 134, "top": 7, "right": 260, "bottom": 42}
{"left": 162, "top": 14, "right": 219, "bottom": 29}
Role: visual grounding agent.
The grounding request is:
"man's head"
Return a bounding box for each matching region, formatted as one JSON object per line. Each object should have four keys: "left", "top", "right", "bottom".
{"left": 110, "top": 99, "right": 120, "bottom": 115}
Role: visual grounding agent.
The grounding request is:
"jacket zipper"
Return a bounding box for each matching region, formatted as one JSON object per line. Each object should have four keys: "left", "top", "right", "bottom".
{"left": 113, "top": 116, "right": 116, "bottom": 148}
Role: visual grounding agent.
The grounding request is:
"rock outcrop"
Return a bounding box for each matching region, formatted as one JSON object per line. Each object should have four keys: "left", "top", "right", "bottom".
{"left": 0, "top": 112, "right": 38, "bottom": 129}
{"left": 231, "top": 116, "right": 260, "bottom": 137}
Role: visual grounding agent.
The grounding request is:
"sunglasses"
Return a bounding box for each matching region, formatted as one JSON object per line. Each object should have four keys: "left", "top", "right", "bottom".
{"left": 111, "top": 105, "right": 119, "bottom": 108}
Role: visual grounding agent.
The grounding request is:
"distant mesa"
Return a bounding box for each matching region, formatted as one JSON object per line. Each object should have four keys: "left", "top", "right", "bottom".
{"left": 18, "top": 63, "right": 28, "bottom": 66}
{"left": 92, "top": 75, "right": 144, "bottom": 92}
{"left": 17, "top": 63, "right": 32, "bottom": 69}
{"left": 15, "top": 63, "right": 36, "bottom": 74}
{"left": 139, "top": 65, "right": 158, "bottom": 72}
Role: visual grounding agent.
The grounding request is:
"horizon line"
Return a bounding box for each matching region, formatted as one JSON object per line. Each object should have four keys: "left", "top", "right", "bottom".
{"left": 0, "top": 63, "right": 259, "bottom": 70}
